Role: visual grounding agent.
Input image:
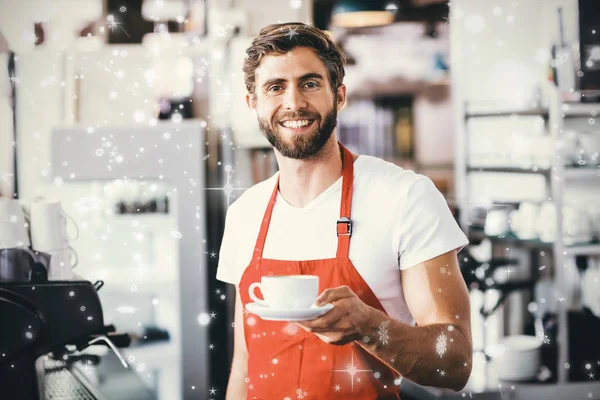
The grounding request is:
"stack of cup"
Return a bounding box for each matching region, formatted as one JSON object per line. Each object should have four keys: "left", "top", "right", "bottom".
{"left": 0, "top": 198, "right": 31, "bottom": 249}
{"left": 29, "top": 198, "right": 79, "bottom": 280}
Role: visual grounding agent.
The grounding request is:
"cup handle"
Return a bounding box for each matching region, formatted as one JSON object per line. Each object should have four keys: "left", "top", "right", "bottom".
{"left": 68, "top": 245, "right": 78, "bottom": 268}
{"left": 248, "top": 282, "right": 269, "bottom": 307}
{"left": 61, "top": 211, "right": 80, "bottom": 241}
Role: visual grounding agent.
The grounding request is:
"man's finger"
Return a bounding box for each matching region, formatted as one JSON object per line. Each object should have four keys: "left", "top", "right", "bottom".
{"left": 293, "top": 303, "right": 347, "bottom": 331}
{"left": 301, "top": 310, "right": 344, "bottom": 331}
{"left": 315, "top": 285, "right": 353, "bottom": 305}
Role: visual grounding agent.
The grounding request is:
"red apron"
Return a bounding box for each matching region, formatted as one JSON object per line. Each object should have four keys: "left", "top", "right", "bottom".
{"left": 239, "top": 142, "right": 402, "bottom": 399}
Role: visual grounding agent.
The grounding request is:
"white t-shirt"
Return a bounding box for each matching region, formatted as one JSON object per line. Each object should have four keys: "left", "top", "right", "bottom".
{"left": 216, "top": 155, "right": 469, "bottom": 325}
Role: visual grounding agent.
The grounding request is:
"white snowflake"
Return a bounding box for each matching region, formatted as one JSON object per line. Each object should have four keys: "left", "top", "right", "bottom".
{"left": 540, "top": 335, "right": 551, "bottom": 345}
{"left": 119, "top": 5, "right": 126, "bottom": 12}
{"left": 95, "top": 148, "right": 104, "bottom": 156}
{"left": 591, "top": 110, "right": 598, "bottom": 117}
{"left": 436, "top": 332, "right": 448, "bottom": 358}
{"left": 589, "top": 118, "right": 595, "bottom": 125}
{"left": 378, "top": 320, "right": 390, "bottom": 345}
{"left": 564, "top": 362, "right": 571, "bottom": 369}
{"left": 163, "top": 132, "right": 171, "bottom": 140}
{"left": 485, "top": 277, "right": 495, "bottom": 286}
{"left": 577, "top": 70, "right": 584, "bottom": 78}
{"left": 362, "top": 335, "right": 370, "bottom": 343}
{"left": 171, "top": 230, "right": 183, "bottom": 239}
{"left": 109, "top": 91, "right": 117, "bottom": 99}
{"left": 80, "top": 306, "right": 86, "bottom": 312}
{"left": 296, "top": 388, "right": 307, "bottom": 399}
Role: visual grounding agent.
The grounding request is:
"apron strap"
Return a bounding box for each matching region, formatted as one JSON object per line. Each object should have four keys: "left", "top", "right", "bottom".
{"left": 253, "top": 174, "right": 279, "bottom": 264}
{"left": 336, "top": 142, "right": 354, "bottom": 259}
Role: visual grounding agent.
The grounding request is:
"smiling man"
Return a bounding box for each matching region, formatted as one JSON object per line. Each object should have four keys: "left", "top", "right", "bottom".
{"left": 216, "top": 22, "right": 472, "bottom": 399}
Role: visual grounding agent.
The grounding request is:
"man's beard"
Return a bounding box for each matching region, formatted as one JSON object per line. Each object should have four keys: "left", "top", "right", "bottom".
{"left": 258, "top": 101, "right": 338, "bottom": 160}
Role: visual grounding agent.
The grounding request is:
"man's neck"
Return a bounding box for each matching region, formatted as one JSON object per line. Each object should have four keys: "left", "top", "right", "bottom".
{"left": 274, "top": 138, "right": 344, "bottom": 209}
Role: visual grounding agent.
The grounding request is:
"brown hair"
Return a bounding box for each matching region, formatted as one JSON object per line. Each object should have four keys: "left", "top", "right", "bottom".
{"left": 243, "top": 22, "right": 347, "bottom": 97}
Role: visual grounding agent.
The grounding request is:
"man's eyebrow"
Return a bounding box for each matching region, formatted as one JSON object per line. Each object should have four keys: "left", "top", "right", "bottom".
{"left": 261, "top": 73, "right": 325, "bottom": 89}
{"left": 298, "top": 73, "right": 325, "bottom": 81}
{"left": 262, "top": 78, "right": 286, "bottom": 89}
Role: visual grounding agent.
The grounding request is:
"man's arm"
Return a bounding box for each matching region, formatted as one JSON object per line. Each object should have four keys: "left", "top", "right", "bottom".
{"left": 225, "top": 286, "right": 248, "bottom": 400}
{"left": 357, "top": 250, "right": 472, "bottom": 391}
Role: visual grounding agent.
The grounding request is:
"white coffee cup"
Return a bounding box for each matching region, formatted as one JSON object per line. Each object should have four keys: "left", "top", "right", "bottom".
{"left": 563, "top": 205, "right": 593, "bottom": 245}
{"left": 249, "top": 275, "right": 319, "bottom": 309}
{"left": 30, "top": 199, "right": 79, "bottom": 252}
{"left": 47, "top": 245, "right": 78, "bottom": 280}
{"left": 510, "top": 202, "right": 539, "bottom": 240}
{"left": 484, "top": 209, "right": 511, "bottom": 236}
{"left": 0, "top": 198, "right": 31, "bottom": 249}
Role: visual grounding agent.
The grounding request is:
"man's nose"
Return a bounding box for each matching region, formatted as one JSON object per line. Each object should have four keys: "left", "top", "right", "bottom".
{"left": 283, "top": 86, "right": 308, "bottom": 110}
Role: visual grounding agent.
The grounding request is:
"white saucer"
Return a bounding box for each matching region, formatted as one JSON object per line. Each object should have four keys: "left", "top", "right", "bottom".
{"left": 245, "top": 302, "right": 334, "bottom": 321}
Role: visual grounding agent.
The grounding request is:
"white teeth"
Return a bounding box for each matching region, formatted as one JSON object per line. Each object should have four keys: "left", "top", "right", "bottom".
{"left": 282, "top": 120, "right": 311, "bottom": 128}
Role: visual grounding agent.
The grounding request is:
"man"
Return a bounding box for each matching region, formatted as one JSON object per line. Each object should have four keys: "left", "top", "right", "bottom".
{"left": 216, "top": 22, "right": 472, "bottom": 399}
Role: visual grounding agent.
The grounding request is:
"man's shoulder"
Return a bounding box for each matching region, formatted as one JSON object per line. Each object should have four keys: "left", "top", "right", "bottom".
{"left": 355, "top": 155, "right": 425, "bottom": 195}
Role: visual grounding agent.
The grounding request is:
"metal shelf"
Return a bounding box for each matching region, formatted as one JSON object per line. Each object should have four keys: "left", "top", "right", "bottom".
{"left": 563, "top": 167, "right": 600, "bottom": 179}
{"left": 460, "top": 85, "right": 600, "bottom": 386}
{"left": 469, "top": 227, "right": 600, "bottom": 255}
{"left": 465, "top": 107, "right": 549, "bottom": 119}
{"left": 467, "top": 166, "right": 551, "bottom": 175}
{"left": 465, "top": 102, "right": 600, "bottom": 119}
{"left": 564, "top": 243, "right": 600, "bottom": 256}
{"left": 468, "top": 228, "right": 552, "bottom": 249}
{"left": 561, "top": 102, "right": 600, "bottom": 118}
{"left": 467, "top": 166, "right": 600, "bottom": 179}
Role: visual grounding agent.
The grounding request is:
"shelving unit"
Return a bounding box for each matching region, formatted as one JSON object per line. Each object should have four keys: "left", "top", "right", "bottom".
{"left": 458, "top": 83, "right": 600, "bottom": 386}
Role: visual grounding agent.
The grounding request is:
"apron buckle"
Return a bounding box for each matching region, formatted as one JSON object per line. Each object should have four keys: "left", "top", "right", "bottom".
{"left": 336, "top": 217, "right": 352, "bottom": 237}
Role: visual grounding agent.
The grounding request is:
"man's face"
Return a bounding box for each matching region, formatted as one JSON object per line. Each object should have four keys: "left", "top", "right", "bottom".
{"left": 247, "top": 46, "right": 346, "bottom": 160}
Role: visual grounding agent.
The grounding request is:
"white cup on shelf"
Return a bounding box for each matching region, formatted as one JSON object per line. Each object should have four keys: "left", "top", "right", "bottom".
{"left": 484, "top": 208, "right": 511, "bottom": 236}
{"left": 29, "top": 198, "right": 79, "bottom": 252}
{"left": 46, "top": 245, "right": 78, "bottom": 280}
{"left": 510, "top": 202, "right": 539, "bottom": 240}
{"left": 563, "top": 205, "right": 593, "bottom": 246}
{"left": 537, "top": 202, "right": 557, "bottom": 242}
{"left": 0, "top": 198, "right": 30, "bottom": 249}
{"left": 581, "top": 257, "right": 600, "bottom": 318}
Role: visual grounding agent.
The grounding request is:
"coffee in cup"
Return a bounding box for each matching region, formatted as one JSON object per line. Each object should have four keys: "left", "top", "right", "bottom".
{"left": 248, "top": 275, "right": 319, "bottom": 309}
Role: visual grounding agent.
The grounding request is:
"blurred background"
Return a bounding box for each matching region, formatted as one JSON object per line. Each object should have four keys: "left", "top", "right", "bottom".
{"left": 0, "top": 0, "right": 599, "bottom": 399}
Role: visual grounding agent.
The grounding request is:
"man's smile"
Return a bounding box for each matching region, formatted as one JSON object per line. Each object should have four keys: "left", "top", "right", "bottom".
{"left": 278, "top": 119, "right": 316, "bottom": 131}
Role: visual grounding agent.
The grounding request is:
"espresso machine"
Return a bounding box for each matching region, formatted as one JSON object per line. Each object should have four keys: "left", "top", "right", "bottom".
{"left": 0, "top": 249, "right": 150, "bottom": 400}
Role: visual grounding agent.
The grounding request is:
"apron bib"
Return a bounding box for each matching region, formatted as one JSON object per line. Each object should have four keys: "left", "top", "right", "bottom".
{"left": 239, "top": 143, "right": 402, "bottom": 399}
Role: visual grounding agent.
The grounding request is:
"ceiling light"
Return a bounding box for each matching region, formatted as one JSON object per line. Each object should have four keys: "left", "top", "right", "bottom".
{"left": 331, "top": 0, "right": 396, "bottom": 28}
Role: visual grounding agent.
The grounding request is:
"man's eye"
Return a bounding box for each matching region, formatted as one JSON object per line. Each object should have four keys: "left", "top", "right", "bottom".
{"left": 268, "top": 85, "right": 282, "bottom": 92}
{"left": 303, "top": 82, "right": 319, "bottom": 89}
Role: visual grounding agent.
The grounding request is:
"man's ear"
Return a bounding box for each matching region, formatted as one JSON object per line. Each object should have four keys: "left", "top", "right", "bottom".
{"left": 245, "top": 93, "right": 256, "bottom": 111}
{"left": 336, "top": 84, "right": 347, "bottom": 111}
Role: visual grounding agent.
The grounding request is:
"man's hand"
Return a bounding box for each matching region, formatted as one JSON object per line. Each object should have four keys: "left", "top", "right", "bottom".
{"left": 294, "top": 285, "right": 374, "bottom": 345}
